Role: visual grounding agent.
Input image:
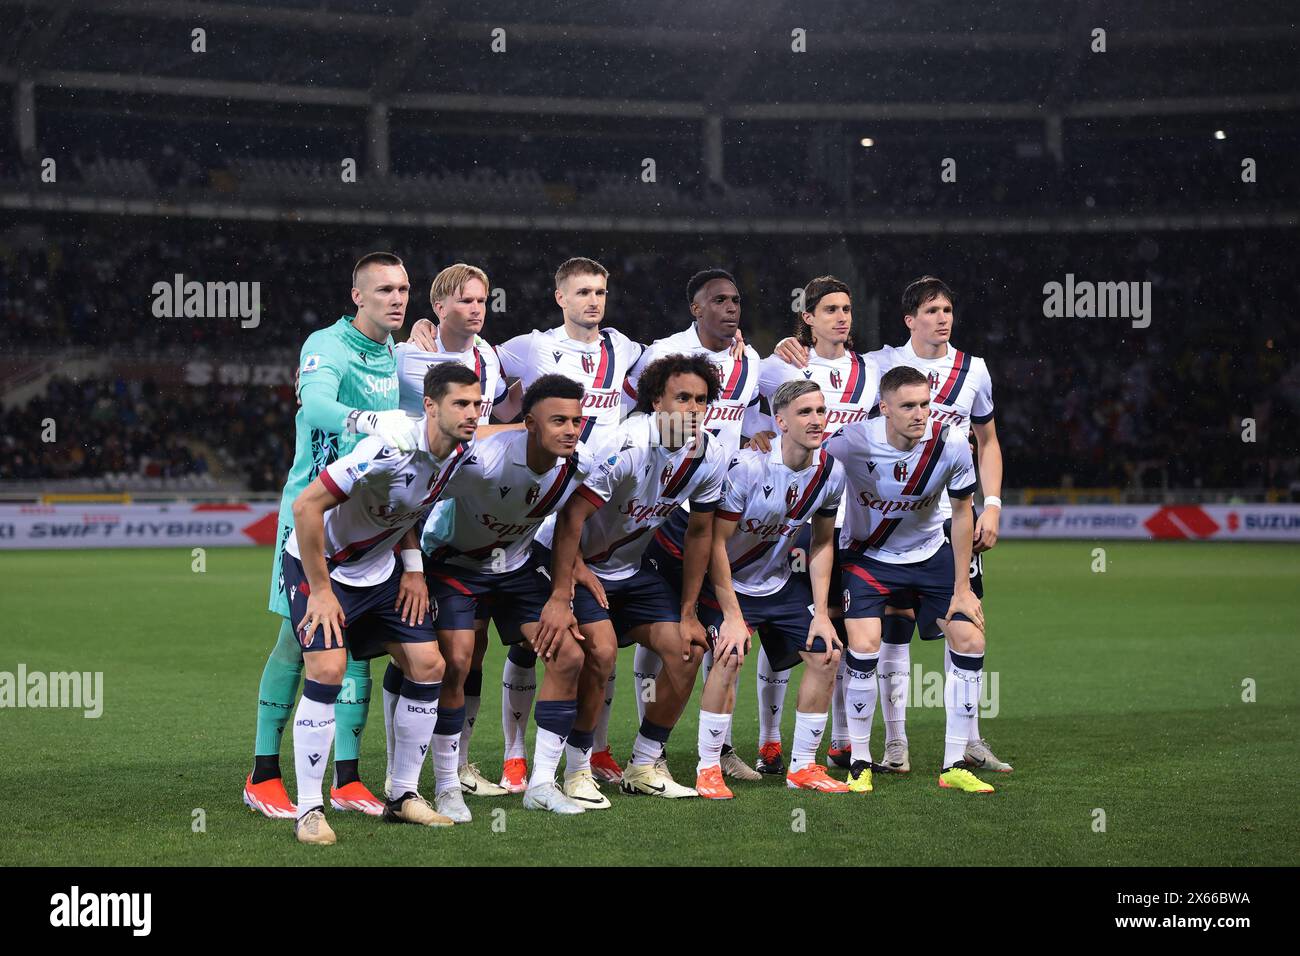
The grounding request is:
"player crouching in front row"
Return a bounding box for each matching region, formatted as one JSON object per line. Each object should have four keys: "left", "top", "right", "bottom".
{"left": 420, "top": 374, "right": 598, "bottom": 818}
{"left": 823, "top": 365, "right": 994, "bottom": 794}
{"left": 282, "top": 363, "right": 482, "bottom": 844}
{"left": 696, "top": 380, "right": 851, "bottom": 797}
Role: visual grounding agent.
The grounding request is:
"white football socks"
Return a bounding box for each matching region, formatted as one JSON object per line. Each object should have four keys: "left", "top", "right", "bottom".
{"left": 791, "top": 710, "right": 828, "bottom": 774}
{"left": 293, "top": 681, "right": 339, "bottom": 815}
{"left": 756, "top": 645, "right": 789, "bottom": 747}
{"left": 500, "top": 656, "right": 536, "bottom": 761}
{"left": 843, "top": 651, "right": 879, "bottom": 766}
{"left": 944, "top": 649, "right": 984, "bottom": 767}
{"left": 697, "top": 709, "right": 731, "bottom": 772}
{"left": 633, "top": 645, "right": 661, "bottom": 724}
{"left": 391, "top": 680, "right": 440, "bottom": 797}
{"left": 878, "top": 639, "right": 911, "bottom": 744}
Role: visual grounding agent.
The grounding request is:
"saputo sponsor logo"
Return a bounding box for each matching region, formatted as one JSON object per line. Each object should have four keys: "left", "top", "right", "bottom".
{"left": 736, "top": 518, "right": 800, "bottom": 539}
{"left": 826, "top": 408, "right": 869, "bottom": 428}
{"left": 856, "top": 490, "right": 942, "bottom": 515}
{"left": 362, "top": 374, "right": 398, "bottom": 397}
{"left": 581, "top": 390, "right": 621, "bottom": 410}
{"left": 702, "top": 404, "right": 745, "bottom": 426}
{"left": 618, "top": 498, "right": 681, "bottom": 523}
{"left": 476, "top": 514, "right": 540, "bottom": 536}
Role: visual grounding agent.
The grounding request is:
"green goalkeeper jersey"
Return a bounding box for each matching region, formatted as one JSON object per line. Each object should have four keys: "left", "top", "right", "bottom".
{"left": 278, "top": 315, "right": 399, "bottom": 522}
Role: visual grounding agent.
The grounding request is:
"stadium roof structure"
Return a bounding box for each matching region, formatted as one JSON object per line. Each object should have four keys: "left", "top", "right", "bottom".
{"left": 1, "top": 0, "right": 1298, "bottom": 232}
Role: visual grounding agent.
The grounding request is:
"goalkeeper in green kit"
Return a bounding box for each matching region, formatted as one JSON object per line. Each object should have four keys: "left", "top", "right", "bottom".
{"left": 243, "top": 252, "right": 426, "bottom": 819}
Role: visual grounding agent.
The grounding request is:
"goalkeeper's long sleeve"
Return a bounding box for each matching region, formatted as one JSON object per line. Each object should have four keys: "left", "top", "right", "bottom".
{"left": 298, "top": 379, "right": 354, "bottom": 434}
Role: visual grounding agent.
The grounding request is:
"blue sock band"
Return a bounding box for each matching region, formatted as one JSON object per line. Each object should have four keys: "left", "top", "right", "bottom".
{"left": 507, "top": 644, "right": 537, "bottom": 668}
{"left": 383, "top": 661, "right": 404, "bottom": 695}
{"left": 638, "top": 718, "right": 672, "bottom": 744}
{"left": 434, "top": 704, "right": 466, "bottom": 736}
{"left": 303, "top": 679, "right": 341, "bottom": 705}
{"left": 534, "top": 699, "right": 578, "bottom": 738}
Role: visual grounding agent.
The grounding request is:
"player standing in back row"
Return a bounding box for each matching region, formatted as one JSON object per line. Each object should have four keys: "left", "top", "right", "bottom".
{"left": 868, "top": 277, "right": 1010, "bottom": 775}
{"left": 744, "top": 276, "right": 880, "bottom": 773}
{"left": 628, "top": 269, "right": 765, "bottom": 783}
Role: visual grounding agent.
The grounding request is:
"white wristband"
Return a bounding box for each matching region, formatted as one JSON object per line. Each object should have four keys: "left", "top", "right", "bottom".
{"left": 400, "top": 549, "right": 424, "bottom": 573}
{"left": 982, "top": 495, "right": 1002, "bottom": 509}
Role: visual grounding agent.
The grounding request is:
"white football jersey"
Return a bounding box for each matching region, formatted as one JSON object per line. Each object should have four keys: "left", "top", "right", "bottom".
{"left": 869, "top": 340, "right": 994, "bottom": 438}
{"left": 394, "top": 334, "right": 507, "bottom": 424}
{"left": 496, "top": 326, "right": 643, "bottom": 444}
{"left": 624, "top": 324, "right": 761, "bottom": 455}
{"left": 716, "top": 440, "right": 845, "bottom": 597}
{"left": 538, "top": 413, "right": 726, "bottom": 580}
{"left": 744, "top": 350, "right": 880, "bottom": 439}
{"left": 431, "top": 430, "right": 594, "bottom": 574}
{"left": 823, "top": 417, "right": 976, "bottom": 565}
{"left": 285, "top": 426, "right": 473, "bottom": 587}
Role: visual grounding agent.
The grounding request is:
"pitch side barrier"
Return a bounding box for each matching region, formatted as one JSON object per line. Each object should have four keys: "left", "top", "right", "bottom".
{"left": 0, "top": 502, "right": 1297, "bottom": 549}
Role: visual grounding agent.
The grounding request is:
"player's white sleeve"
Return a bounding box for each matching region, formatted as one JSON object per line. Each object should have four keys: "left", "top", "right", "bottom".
{"left": 622, "top": 342, "right": 656, "bottom": 411}
{"left": 495, "top": 331, "right": 534, "bottom": 382}
{"left": 319, "top": 436, "right": 396, "bottom": 500}
{"left": 818, "top": 460, "right": 847, "bottom": 517}
{"left": 689, "top": 446, "right": 726, "bottom": 508}
{"left": 945, "top": 429, "right": 978, "bottom": 497}
{"left": 971, "top": 359, "right": 995, "bottom": 424}
{"left": 862, "top": 353, "right": 883, "bottom": 410}
{"left": 578, "top": 447, "right": 633, "bottom": 506}
{"left": 717, "top": 456, "right": 752, "bottom": 519}
{"left": 821, "top": 426, "right": 853, "bottom": 463}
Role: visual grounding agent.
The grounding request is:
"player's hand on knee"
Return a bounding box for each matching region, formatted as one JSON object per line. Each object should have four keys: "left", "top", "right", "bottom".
{"left": 303, "top": 590, "right": 346, "bottom": 649}
{"left": 535, "top": 598, "right": 574, "bottom": 661}
{"left": 395, "top": 571, "right": 429, "bottom": 626}
{"left": 716, "top": 616, "right": 750, "bottom": 664}
{"left": 808, "top": 612, "right": 839, "bottom": 663}
{"left": 945, "top": 588, "right": 984, "bottom": 632}
{"left": 680, "top": 614, "right": 709, "bottom": 661}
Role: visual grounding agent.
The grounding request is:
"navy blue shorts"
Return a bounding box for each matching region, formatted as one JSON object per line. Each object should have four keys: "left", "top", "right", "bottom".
{"left": 883, "top": 512, "right": 985, "bottom": 638}
{"left": 563, "top": 555, "right": 681, "bottom": 647}
{"left": 643, "top": 506, "right": 689, "bottom": 596}
{"left": 282, "top": 554, "right": 435, "bottom": 660}
{"left": 839, "top": 542, "right": 972, "bottom": 638}
{"left": 425, "top": 544, "right": 550, "bottom": 643}
{"left": 698, "top": 576, "right": 832, "bottom": 672}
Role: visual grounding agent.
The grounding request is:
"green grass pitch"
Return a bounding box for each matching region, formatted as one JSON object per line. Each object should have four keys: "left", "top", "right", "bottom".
{"left": 2, "top": 541, "right": 1297, "bottom": 867}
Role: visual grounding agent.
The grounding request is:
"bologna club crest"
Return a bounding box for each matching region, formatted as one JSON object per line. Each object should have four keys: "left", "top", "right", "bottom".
{"left": 710, "top": 362, "right": 724, "bottom": 385}
{"left": 525, "top": 485, "right": 540, "bottom": 505}
{"left": 581, "top": 353, "right": 595, "bottom": 375}
{"left": 661, "top": 464, "right": 674, "bottom": 487}
{"left": 786, "top": 484, "right": 799, "bottom": 509}
{"left": 893, "top": 460, "right": 909, "bottom": 482}
{"left": 927, "top": 370, "right": 941, "bottom": 392}
{"left": 842, "top": 589, "right": 851, "bottom": 614}
{"left": 829, "top": 370, "right": 842, "bottom": 390}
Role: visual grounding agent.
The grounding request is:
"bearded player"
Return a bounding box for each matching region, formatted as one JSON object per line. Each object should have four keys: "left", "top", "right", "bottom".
{"left": 281, "top": 361, "right": 481, "bottom": 843}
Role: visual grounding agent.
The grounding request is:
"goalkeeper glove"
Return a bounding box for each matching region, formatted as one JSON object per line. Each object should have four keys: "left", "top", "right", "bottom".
{"left": 348, "top": 409, "right": 419, "bottom": 453}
